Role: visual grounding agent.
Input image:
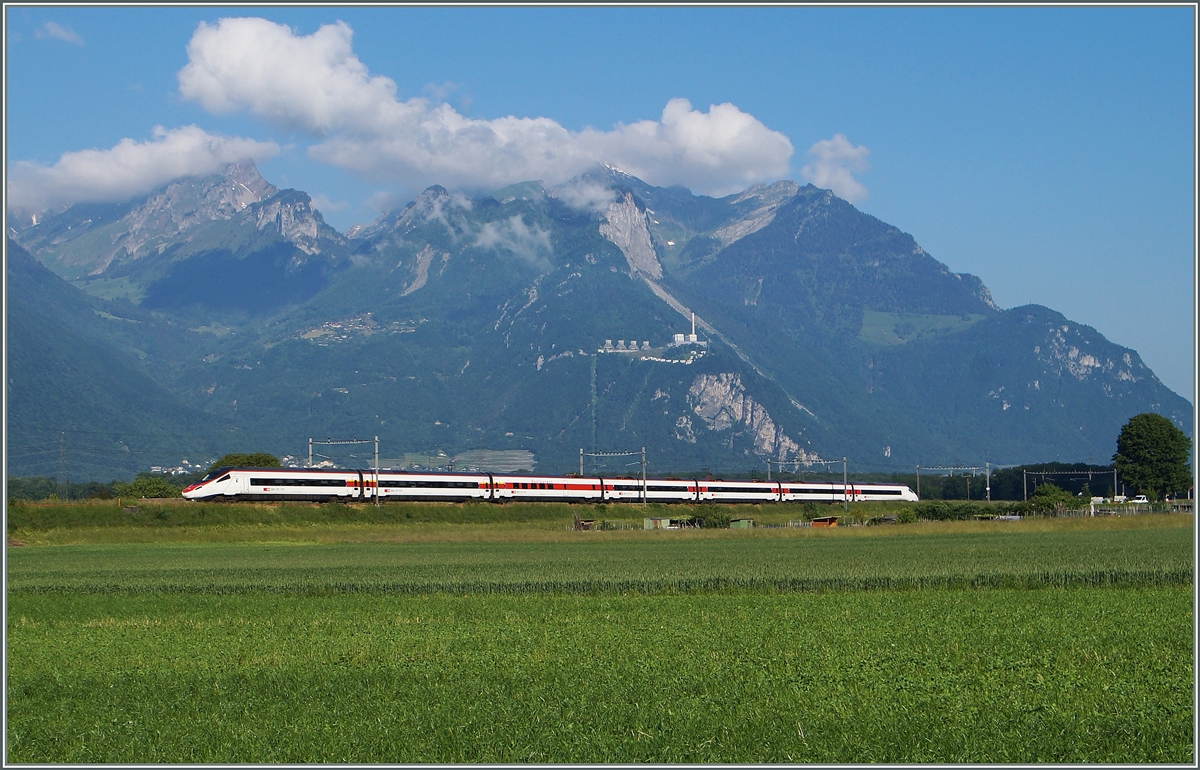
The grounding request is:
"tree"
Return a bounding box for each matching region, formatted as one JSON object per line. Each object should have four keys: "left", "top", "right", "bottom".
{"left": 1028, "top": 482, "right": 1080, "bottom": 515}
{"left": 1112, "top": 413, "right": 1192, "bottom": 502}
{"left": 114, "top": 476, "right": 181, "bottom": 499}
{"left": 208, "top": 453, "right": 281, "bottom": 472}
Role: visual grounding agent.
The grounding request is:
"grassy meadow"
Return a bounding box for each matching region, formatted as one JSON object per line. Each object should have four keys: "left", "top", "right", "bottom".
{"left": 5, "top": 502, "right": 1194, "bottom": 763}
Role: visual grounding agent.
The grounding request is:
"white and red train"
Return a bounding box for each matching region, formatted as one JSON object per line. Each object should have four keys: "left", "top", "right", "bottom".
{"left": 182, "top": 467, "right": 918, "bottom": 504}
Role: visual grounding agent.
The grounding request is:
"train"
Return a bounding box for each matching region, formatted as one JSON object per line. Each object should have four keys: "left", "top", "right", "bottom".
{"left": 182, "top": 467, "right": 919, "bottom": 504}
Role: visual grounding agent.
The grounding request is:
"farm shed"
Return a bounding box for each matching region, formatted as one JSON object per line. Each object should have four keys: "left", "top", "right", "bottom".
{"left": 810, "top": 516, "right": 840, "bottom": 528}
{"left": 644, "top": 517, "right": 688, "bottom": 529}
{"left": 729, "top": 518, "right": 755, "bottom": 529}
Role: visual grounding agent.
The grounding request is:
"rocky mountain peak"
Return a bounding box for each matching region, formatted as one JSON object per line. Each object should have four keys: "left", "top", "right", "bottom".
{"left": 713, "top": 180, "right": 801, "bottom": 247}
{"left": 249, "top": 189, "right": 344, "bottom": 256}
{"left": 354, "top": 185, "right": 471, "bottom": 242}
{"left": 112, "top": 162, "right": 278, "bottom": 261}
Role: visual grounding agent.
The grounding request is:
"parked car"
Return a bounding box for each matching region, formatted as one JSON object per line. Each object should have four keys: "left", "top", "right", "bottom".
{"left": 1131, "top": 495, "right": 1149, "bottom": 504}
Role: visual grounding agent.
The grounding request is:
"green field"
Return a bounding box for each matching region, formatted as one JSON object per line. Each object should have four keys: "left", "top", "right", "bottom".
{"left": 5, "top": 509, "right": 1194, "bottom": 763}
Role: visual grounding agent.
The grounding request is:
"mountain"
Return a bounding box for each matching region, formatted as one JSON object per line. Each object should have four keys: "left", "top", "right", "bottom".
{"left": 5, "top": 240, "right": 228, "bottom": 479}
{"left": 6, "top": 164, "right": 1191, "bottom": 479}
{"left": 12, "top": 163, "right": 352, "bottom": 316}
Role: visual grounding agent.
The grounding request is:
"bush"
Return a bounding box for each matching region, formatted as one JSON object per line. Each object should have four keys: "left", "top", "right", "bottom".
{"left": 896, "top": 509, "right": 917, "bottom": 524}
{"left": 114, "top": 476, "right": 181, "bottom": 499}
{"left": 912, "top": 501, "right": 991, "bottom": 521}
{"left": 1028, "top": 483, "right": 1085, "bottom": 515}
{"left": 691, "top": 506, "right": 731, "bottom": 529}
{"left": 913, "top": 501, "right": 949, "bottom": 520}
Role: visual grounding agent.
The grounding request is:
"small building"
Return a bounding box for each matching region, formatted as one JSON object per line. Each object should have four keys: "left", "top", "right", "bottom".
{"left": 644, "top": 517, "right": 687, "bottom": 529}
{"left": 729, "top": 518, "right": 755, "bottom": 529}
{"left": 810, "top": 516, "right": 840, "bottom": 528}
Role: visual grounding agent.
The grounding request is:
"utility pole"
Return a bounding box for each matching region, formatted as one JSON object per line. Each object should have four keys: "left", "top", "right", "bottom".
{"left": 1023, "top": 469, "right": 1027, "bottom": 501}
{"left": 309, "top": 436, "right": 379, "bottom": 504}
{"left": 58, "top": 431, "right": 66, "bottom": 500}
{"left": 580, "top": 448, "right": 584, "bottom": 477}
{"left": 843, "top": 456, "right": 849, "bottom": 515}
{"left": 589, "top": 356, "right": 597, "bottom": 451}
{"left": 916, "top": 465, "right": 920, "bottom": 498}
{"left": 986, "top": 461, "right": 991, "bottom": 502}
{"left": 641, "top": 446, "right": 647, "bottom": 507}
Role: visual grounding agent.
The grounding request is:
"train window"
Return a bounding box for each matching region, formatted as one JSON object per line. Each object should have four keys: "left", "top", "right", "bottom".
{"left": 252, "top": 477, "right": 347, "bottom": 487}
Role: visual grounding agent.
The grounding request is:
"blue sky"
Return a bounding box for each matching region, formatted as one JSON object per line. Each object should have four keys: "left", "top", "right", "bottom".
{"left": 5, "top": 6, "right": 1195, "bottom": 402}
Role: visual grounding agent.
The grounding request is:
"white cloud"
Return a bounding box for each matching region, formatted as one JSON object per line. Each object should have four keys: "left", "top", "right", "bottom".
{"left": 367, "top": 189, "right": 404, "bottom": 216}
{"left": 800, "top": 133, "right": 870, "bottom": 204}
{"left": 549, "top": 179, "right": 615, "bottom": 214}
{"left": 310, "top": 193, "right": 349, "bottom": 214}
{"left": 6, "top": 125, "right": 279, "bottom": 212}
{"left": 473, "top": 214, "right": 552, "bottom": 266}
{"left": 178, "top": 18, "right": 793, "bottom": 196}
{"left": 35, "top": 21, "right": 83, "bottom": 45}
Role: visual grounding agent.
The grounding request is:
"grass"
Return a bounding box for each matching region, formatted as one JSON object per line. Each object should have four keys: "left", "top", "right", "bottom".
{"left": 7, "top": 588, "right": 1191, "bottom": 763}
{"left": 5, "top": 507, "right": 1194, "bottom": 763}
{"left": 5, "top": 519, "right": 1192, "bottom": 594}
{"left": 7, "top": 497, "right": 1184, "bottom": 544}
{"left": 858, "top": 309, "right": 986, "bottom": 346}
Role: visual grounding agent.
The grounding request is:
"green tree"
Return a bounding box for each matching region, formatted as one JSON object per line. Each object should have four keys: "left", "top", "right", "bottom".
{"left": 208, "top": 453, "right": 281, "bottom": 472}
{"left": 1028, "top": 482, "right": 1081, "bottom": 515}
{"left": 1112, "top": 413, "right": 1193, "bottom": 501}
{"left": 114, "top": 476, "right": 181, "bottom": 499}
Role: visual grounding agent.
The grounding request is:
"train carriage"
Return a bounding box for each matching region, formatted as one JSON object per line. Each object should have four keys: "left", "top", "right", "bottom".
{"left": 183, "top": 467, "right": 918, "bottom": 504}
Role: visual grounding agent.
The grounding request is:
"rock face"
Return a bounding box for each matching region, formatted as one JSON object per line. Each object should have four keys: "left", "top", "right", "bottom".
{"left": 599, "top": 192, "right": 662, "bottom": 279}
{"left": 126, "top": 162, "right": 277, "bottom": 253}
{"left": 252, "top": 192, "right": 326, "bottom": 255}
{"left": 10, "top": 163, "right": 353, "bottom": 279}
{"left": 401, "top": 244, "right": 442, "bottom": 296}
{"left": 100, "top": 163, "right": 277, "bottom": 269}
{"left": 712, "top": 180, "right": 798, "bottom": 247}
{"left": 687, "top": 372, "right": 811, "bottom": 461}
{"left": 358, "top": 186, "right": 471, "bottom": 243}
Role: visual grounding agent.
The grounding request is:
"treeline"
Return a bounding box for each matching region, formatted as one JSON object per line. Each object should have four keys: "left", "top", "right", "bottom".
{"left": 741, "top": 462, "right": 1118, "bottom": 501}
{"left": 914, "top": 463, "right": 1118, "bottom": 501}
{"left": 7, "top": 453, "right": 282, "bottom": 502}
{"left": 6, "top": 473, "right": 203, "bottom": 501}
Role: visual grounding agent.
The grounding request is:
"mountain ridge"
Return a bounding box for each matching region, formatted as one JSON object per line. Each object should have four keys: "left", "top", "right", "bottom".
{"left": 6, "top": 164, "right": 1190, "bottom": 479}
